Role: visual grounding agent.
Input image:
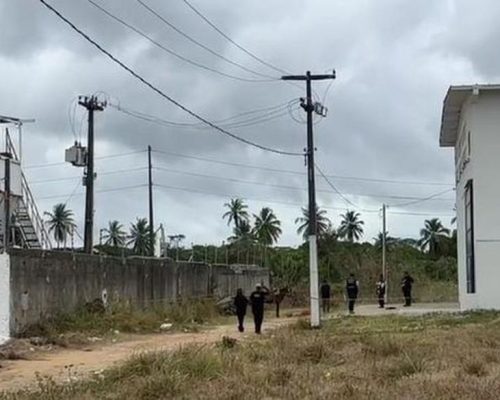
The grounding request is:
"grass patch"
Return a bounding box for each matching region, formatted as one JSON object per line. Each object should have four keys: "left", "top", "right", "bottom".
{"left": 19, "top": 299, "right": 223, "bottom": 346}
{"left": 5, "top": 311, "right": 500, "bottom": 399}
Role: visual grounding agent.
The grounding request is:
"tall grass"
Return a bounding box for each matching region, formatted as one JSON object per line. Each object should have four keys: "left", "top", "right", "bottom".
{"left": 4, "top": 311, "right": 500, "bottom": 400}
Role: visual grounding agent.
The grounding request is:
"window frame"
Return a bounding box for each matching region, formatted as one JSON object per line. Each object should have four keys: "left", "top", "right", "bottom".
{"left": 464, "top": 179, "right": 475, "bottom": 294}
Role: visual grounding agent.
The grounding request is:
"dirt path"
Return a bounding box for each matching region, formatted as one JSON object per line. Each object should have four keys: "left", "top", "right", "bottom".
{"left": 0, "top": 316, "right": 297, "bottom": 392}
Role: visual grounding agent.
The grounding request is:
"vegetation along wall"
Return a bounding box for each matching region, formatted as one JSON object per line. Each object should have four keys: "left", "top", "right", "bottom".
{"left": 8, "top": 249, "right": 269, "bottom": 336}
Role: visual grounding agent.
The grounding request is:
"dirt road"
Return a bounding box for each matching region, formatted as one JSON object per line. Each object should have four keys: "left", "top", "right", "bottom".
{"left": 0, "top": 317, "right": 297, "bottom": 392}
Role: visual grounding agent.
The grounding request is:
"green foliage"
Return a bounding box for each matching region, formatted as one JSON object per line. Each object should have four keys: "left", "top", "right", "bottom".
{"left": 103, "top": 220, "right": 126, "bottom": 247}
{"left": 128, "top": 218, "right": 154, "bottom": 256}
{"left": 338, "top": 210, "right": 364, "bottom": 242}
{"left": 252, "top": 207, "right": 282, "bottom": 245}
{"left": 294, "top": 206, "right": 332, "bottom": 241}
{"left": 44, "top": 203, "right": 76, "bottom": 248}
{"left": 222, "top": 198, "right": 249, "bottom": 229}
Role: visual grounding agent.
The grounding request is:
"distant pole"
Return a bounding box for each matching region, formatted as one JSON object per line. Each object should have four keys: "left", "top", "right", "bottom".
{"left": 148, "top": 145, "right": 154, "bottom": 256}
{"left": 282, "top": 70, "right": 335, "bottom": 328}
{"left": 382, "top": 204, "right": 388, "bottom": 304}
{"left": 79, "top": 95, "right": 106, "bottom": 254}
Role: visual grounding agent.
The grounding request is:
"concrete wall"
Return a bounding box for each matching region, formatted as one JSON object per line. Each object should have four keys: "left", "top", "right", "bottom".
{"left": 456, "top": 91, "right": 500, "bottom": 310}
{"left": 0, "top": 254, "right": 9, "bottom": 343}
{"left": 8, "top": 249, "right": 269, "bottom": 336}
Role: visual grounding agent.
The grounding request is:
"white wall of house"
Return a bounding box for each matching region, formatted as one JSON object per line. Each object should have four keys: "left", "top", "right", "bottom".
{"left": 455, "top": 91, "right": 500, "bottom": 310}
{"left": 0, "top": 253, "right": 10, "bottom": 343}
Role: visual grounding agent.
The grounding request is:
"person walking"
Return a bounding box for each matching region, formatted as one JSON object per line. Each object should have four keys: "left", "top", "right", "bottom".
{"left": 401, "top": 272, "right": 414, "bottom": 307}
{"left": 234, "top": 288, "right": 249, "bottom": 332}
{"left": 376, "top": 274, "right": 386, "bottom": 308}
{"left": 250, "top": 283, "right": 269, "bottom": 334}
{"left": 320, "top": 279, "right": 332, "bottom": 314}
{"left": 345, "top": 274, "right": 359, "bottom": 314}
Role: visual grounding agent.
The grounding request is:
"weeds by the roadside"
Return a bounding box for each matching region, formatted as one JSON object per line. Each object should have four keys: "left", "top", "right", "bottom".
{"left": 18, "top": 299, "right": 223, "bottom": 346}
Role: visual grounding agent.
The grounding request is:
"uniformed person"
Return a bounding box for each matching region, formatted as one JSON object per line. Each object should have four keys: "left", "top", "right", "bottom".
{"left": 249, "top": 283, "right": 269, "bottom": 334}
{"left": 345, "top": 274, "right": 359, "bottom": 314}
{"left": 234, "top": 288, "right": 249, "bottom": 332}
{"left": 401, "top": 272, "right": 414, "bottom": 307}
{"left": 376, "top": 274, "right": 386, "bottom": 308}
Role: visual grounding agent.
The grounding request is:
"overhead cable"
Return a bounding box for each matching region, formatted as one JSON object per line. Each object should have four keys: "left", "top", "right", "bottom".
{"left": 38, "top": 0, "right": 303, "bottom": 157}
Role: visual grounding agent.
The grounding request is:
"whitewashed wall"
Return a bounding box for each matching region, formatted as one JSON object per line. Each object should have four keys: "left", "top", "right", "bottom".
{"left": 0, "top": 253, "right": 10, "bottom": 343}
{"left": 457, "top": 91, "right": 500, "bottom": 310}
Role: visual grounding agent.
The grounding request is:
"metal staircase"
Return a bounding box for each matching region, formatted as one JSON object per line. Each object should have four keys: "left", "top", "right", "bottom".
{"left": 3, "top": 128, "right": 52, "bottom": 250}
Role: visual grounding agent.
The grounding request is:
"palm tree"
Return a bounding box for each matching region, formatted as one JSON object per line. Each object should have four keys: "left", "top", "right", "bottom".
{"left": 373, "top": 231, "right": 398, "bottom": 250}
{"left": 44, "top": 203, "right": 76, "bottom": 248}
{"left": 103, "top": 220, "right": 126, "bottom": 247}
{"left": 222, "top": 198, "right": 249, "bottom": 229}
{"left": 418, "top": 218, "right": 450, "bottom": 258}
{"left": 338, "top": 210, "right": 364, "bottom": 242}
{"left": 253, "top": 207, "right": 282, "bottom": 246}
{"left": 128, "top": 218, "right": 152, "bottom": 256}
{"left": 228, "top": 220, "right": 255, "bottom": 245}
{"left": 295, "top": 206, "right": 331, "bottom": 241}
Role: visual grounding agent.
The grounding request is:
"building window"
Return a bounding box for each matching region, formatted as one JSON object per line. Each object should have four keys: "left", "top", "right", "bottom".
{"left": 465, "top": 180, "right": 475, "bottom": 293}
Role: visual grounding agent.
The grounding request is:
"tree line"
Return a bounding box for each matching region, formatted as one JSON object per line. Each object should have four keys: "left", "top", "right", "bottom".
{"left": 42, "top": 198, "right": 456, "bottom": 260}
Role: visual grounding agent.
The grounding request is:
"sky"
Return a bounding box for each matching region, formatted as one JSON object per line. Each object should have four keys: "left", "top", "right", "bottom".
{"left": 0, "top": 0, "right": 496, "bottom": 249}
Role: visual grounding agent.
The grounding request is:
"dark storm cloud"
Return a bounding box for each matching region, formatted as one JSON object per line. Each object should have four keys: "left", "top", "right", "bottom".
{"left": 1, "top": 0, "right": 494, "bottom": 246}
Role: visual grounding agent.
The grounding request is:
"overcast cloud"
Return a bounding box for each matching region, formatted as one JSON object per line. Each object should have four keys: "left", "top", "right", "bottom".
{"left": 0, "top": 0, "right": 493, "bottom": 248}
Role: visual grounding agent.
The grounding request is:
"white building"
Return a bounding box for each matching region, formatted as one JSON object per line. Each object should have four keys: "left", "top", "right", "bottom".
{"left": 440, "top": 84, "right": 500, "bottom": 310}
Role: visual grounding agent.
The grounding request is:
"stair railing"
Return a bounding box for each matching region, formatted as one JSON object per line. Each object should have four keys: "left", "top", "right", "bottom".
{"left": 6, "top": 131, "right": 52, "bottom": 249}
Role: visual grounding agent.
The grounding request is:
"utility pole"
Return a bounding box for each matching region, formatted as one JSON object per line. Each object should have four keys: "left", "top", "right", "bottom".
{"left": 382, "top": 204, "right": 388, "bottom": 304}
{"left": 79, "top": 96, "right": 106, "bottom": 254}
{"left": 148, "top": 145, "right": 154, "bottom": 256}
{"left": 282, "top": 70, "right": 335, "bottom": 328}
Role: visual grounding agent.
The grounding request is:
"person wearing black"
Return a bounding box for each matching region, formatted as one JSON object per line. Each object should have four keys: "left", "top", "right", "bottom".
{"left": 320, "top": 279, "right": 332, "bottom": 314}
{"left": 401, "top": 272, "right": 414, "bottom": 307}
{"left": 345, "top": 274, "right": 359, "bottom": 314}
{"left": 234, "top": 288, "right": 249, "bottom": 332}
{"left": 249, "top": 283, "right": 269, "bottom": 334}
{"left": 376, "top": 274, "right": 386, "bottom": 308}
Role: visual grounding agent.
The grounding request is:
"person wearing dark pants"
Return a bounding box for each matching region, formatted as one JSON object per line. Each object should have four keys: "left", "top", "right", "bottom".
{"left": 376, "top": 274, "right": 386, "bottom": 308}
{"left": 401, "top": 272, "right": 414, "bottom": 307}
{"left": 320, "top": 280, "right": 332, "bottom": 314}
{"left": 250, "top": 283, "right": 269, "bottom": 334}
{"left": 234, "top": 288, "right": 249, "bottom": 333}
{"left": 345, "top": 274, "right": 359, "bottom": 314}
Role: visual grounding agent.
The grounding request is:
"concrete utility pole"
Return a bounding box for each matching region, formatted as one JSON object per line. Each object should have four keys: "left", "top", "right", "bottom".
{"left": 281, "top": 70, "right": 336, "bottom": 328}
{"left": 148, "top": 145, "right": 154, "bottom": 256}
{"left": 79, "top": 96, "right": 106, "bottom": 254}
{"left": 382, "top": 204, "right": 388, "bottom": 304}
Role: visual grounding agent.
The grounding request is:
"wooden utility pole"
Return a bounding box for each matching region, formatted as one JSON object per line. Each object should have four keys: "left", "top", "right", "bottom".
{"left": 79, "top": 95, "right": 106, "bottom": 254}
{"left": 281, "top": 70, "right": 335, "bottom": 328}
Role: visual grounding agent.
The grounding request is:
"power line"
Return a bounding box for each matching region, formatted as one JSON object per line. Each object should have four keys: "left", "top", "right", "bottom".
{"left": 152, "top": 149, "right": 455, "bottom": 187}
{"left": 28, "top": 167, "right": 148, "bottom": 185}
{"left": 38, "top": 0, "right": 303, "bottom": 157}
{"left": 24, "top": 150, "right": 146, "bottom": 170}
{"left": 37, "top": 184, "right": 148, "bottom": 201}
{"left": 134, "top": 0, "right": 278, "bottom": 80}
{"left": 180, "top": 0, "right": 289, "bottom": 76}
{"left": 153, "top": 166, "right": 454, "bottom": 202}
{"left": 109, "top": 99, "right": 298, "bottom": 130}
{"left": 153, "top": 183, "right": 454, "bottom": 217}
{"left": 315, "top": 163, "right": 359, "bottom": 209}
{"left": 85, "top": 0, "right": 274, "bottom": 83}
{"left": 388, "top": 188, "right": 456, "bottom": 208}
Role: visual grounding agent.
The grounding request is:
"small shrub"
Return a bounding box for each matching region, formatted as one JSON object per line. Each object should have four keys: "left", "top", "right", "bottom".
{"left": 462, "top": 357, "right": 487, "bottom": 377}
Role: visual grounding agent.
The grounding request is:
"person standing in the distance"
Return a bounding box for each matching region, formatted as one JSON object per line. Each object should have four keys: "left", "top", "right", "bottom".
{"left": 320, "top": 279, "right": 332, "bottom": 314}
{"left": 376, "top": 274, "right": 386, "bottom": 308}
{"left": 401, "top": 271, "right": 414, "bottom": 307}
{"left": 249, "top": 283, "right": 269, "bottom": 334}
{"left": 234, "top": 288, "right": 249, "bottom": 333}
{"left": 345, "top": 273, "right": 359, "bottom": 314}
